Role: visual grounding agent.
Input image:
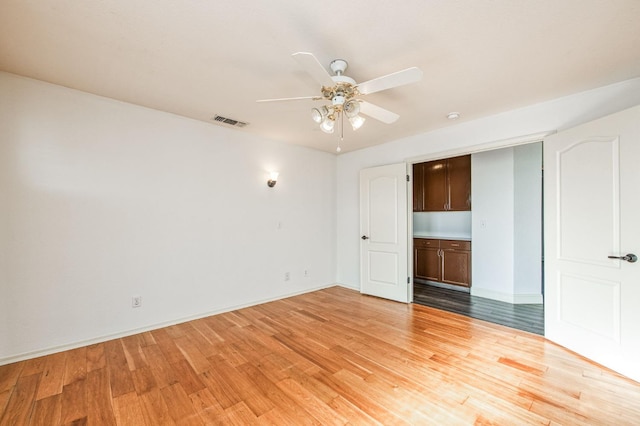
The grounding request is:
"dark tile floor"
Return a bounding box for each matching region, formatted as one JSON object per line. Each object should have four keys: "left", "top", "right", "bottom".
{"left": 413, "top": 283, "right": 544, "bottom": 335}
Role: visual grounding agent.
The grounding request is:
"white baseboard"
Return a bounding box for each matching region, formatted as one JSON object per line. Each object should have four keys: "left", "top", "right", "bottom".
{"left": 336, "top": 282, "right": 359, "bottom": 290}
{"left": 0, "top": 283, "right": 336, "bottom": 366}
{"left": 513, "top": 293, "right": 544, "bottom": 304}
{"left": 470, "top": 288, "right": 543, "bottom": 304}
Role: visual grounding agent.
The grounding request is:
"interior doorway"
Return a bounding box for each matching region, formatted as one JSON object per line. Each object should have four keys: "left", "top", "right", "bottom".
{"left": 411, "top": 142, "right": 544, "bottom": 335}
{"left": 413, "top": 284, "right": 544, "bottom": 334}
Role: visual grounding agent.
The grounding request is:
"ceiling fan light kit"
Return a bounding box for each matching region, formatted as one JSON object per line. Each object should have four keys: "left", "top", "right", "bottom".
{"left": 257, "top": 52, "right": 423, "bottom": 152}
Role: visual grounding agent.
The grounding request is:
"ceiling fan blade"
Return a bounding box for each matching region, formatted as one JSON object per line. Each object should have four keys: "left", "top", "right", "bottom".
{"left": 359, "top": 101, "right": 400, "bottom": 124}
{"left": 357, "top": 67, "right": 423, "bottom": 95}
{"left": 256, "top": 95, "right": 322, "bottom": 103}
{"left": 292, "top": 52, "right": 335, "bottom": 87}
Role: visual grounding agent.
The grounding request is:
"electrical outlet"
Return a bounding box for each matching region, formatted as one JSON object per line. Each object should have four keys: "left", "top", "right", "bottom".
{"left": 304, "top": 270, "right": 309, "bottom": 278}
{"left": 132, "top": 296, "right": 142, "bottom": 308}
{"left": 284, "top": 272, "right": 290, "bottom": 281}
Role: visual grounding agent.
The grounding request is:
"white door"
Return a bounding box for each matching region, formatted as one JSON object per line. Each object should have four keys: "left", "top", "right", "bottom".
{"left": 360, "top": 163, "right": 409, "bottom": 303}
{"left": 544, "top": 105, "right": 640, "bottom": 382}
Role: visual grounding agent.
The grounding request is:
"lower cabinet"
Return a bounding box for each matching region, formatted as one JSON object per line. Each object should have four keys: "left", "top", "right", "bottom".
{"left": 414, "top": 238, "right": 471, "bottom": 288}
{"left": 414, "top": 239, "right": 440, "bottom": 282}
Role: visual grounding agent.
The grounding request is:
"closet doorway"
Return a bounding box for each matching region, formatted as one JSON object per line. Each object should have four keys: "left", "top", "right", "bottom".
{"left": 411, "top": 142, "right": 544, "bottom": 335}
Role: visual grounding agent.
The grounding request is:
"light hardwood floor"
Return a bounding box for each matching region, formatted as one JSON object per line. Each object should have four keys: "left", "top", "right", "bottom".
{"left": 1, "top": 286, "right": 640, "bottom": 425}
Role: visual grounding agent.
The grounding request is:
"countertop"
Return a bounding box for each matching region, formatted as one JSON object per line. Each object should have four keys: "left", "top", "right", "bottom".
{"left": 413, "top": 233, "right": 471, "bottom": 241}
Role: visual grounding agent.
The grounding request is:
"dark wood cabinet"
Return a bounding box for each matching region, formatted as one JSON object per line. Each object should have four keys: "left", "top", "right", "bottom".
{"left": 441, "top": 240, "right": 471, "bottom": 287}
{"left": 414, "top": 238, "right": 440, "bottom": 282}
{"left": 423, "top": 160, "right": 447, "bottom": 211}
{"left": 412, "top": 162, "right": 425, "bottom": 212}
{"left": 413, "top": 155, "right": 471, "bottom": 212}
{"left": 446, "top": 155, "right": 472, "bottom": 211}
{"left": 414, "top": 238, "right": 471, "bottom": 288}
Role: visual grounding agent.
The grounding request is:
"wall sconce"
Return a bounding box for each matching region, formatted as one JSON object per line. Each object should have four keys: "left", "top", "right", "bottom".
{"left": 267, "top": 171, "right": 279, "bottom": 188}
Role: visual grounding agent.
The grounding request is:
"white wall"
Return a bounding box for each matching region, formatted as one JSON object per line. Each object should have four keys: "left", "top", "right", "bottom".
{"left": 413, "top": 211, "right": 471, "bottom": 239}
{"left": 513, "top": 143, "right": 543, "bottom": 299}
{"left": 336, "top": 77, "right": 640, "bottom": 289}
{"left": 0, "top": 131, "right": 7, "bottom": 350}
{"left": 471, "top": 148, "right": 515, "bottom": 298}
{"left": 0, "top": 72, "right": 337, "bottom": 363}
{"left": 470, "top": 143, "right": 543, "bottom": 303}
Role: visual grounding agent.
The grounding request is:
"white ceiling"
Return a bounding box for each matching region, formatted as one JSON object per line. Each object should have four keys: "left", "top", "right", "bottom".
{"left": 1, "top": 1, "right": 640, "bottom": 154}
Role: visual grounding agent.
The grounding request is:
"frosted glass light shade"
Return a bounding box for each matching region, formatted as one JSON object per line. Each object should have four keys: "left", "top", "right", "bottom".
{"left": 312, "top": 106, "right": 331, "bottom": 124}
{"left": 344, "top": 100, "right": 360, "bottom": 118}
{"left": 349, "top": 115, "right": 365, "bottom": 130}
{"left": 311, "top": 108, "right": 323, "bottom": 123}
{"left": 320, "top": 118, "right": 335, "bottom": 133}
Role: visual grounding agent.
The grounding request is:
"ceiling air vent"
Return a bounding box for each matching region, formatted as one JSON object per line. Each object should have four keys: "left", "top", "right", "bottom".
{"left": 211, "top": 114, "right": 248, "bottom": 128}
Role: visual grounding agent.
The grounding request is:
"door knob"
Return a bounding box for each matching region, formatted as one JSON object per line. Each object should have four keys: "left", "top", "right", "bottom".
{"left": 361, "top": 235, "right": 369, "bottom": 240}
{"left": 607, "top": 253, "right": 638, "bottom": 263}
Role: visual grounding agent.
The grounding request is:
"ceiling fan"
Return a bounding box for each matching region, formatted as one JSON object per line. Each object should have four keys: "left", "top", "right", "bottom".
{"left": 257, "top": 52, "right": 423, "bottom": 152}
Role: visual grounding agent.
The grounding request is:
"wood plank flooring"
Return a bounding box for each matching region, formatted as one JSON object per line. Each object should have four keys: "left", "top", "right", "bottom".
{"left": 2, "top": 286, "right": 640, "bottom": 425}
{"left": 413, "top": 283, "right": 545, "bottom": 335}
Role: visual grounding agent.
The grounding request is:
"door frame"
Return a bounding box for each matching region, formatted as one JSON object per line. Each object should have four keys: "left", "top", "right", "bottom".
{"left": 406, "top": 131, "right": 552, "bottom": 309}
{"left": 407, "top": 163, "right": 414, "bottom": 302}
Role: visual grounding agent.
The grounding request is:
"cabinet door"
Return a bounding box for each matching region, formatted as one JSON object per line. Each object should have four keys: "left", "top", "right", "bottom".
{"left": 423, "top": 160, "right": 448, "bottom": 211}
{"left": 412, "top": 162, "right": 424, "bottom": 212}
{"left": 447, "top": 155, "right": 471, "bottom": 211}
{"left": 441, "top": 249, "right": 471, "bottom": 287}
{"left": 414, "top": 247, "right": 441, "bottom": 281}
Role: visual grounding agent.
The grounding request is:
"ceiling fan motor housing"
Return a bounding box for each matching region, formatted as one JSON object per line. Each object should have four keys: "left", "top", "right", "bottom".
{"left": 331, "top": 75, "right": 356, "bottom": 85}
{"left": 330, "top": 59, "right": 348, "bottom": 75}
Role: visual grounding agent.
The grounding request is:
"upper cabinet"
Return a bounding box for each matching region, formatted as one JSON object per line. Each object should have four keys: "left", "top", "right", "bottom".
{"left": 412, "top": 160, "right": 425, "bottom": 211}
{"left": 413, "top": 154, "right": 471, "bottom": 212}
{"left": 423, "top": 159, "right": 448, "bottom": 211}
{"left": 446, "top": 155, "right": 472, "bottom": 211}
